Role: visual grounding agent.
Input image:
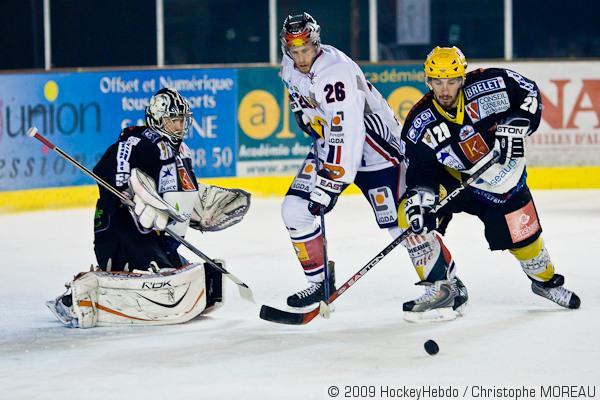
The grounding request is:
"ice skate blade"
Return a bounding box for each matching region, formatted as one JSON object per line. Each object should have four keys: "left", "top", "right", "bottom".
{"left": 45, "top": 300, "right": 78, "bottom": 328}
{"left": 403, "top": 307, "right": 457, "bottom": 323}
{"left": 454, "top": 302, "right": 468, "bottom": 316}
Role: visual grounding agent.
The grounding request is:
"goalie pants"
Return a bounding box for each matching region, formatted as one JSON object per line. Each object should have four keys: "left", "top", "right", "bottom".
{"left": 94, "top": 201, "right": 186, "bottom": 271}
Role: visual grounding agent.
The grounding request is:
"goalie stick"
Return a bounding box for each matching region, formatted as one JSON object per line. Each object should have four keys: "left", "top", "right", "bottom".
{"left": 28, "top": 126, "right": 255, "bottom": 303}
{"left": 260, "top": 152, "right": 501, "bottom": 324}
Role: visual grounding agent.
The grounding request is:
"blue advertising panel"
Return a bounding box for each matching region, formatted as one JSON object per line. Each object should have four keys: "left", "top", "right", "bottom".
{"left": 0, "top": 68, "right": 237, "bottom": 191}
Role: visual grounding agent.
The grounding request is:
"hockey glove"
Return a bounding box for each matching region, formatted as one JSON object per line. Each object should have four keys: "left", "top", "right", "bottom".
{"left": 308, "top": 170, "right": 348, "bottom": 216}
{"left": 404, "top": 187, "right": 438, "bottom": 234}
{"left": 495, "top": 117, "right": 530, "bottom": 164}
{"left": 190, "top": 184, "right": 251, "bottom": 232}
{"left": 128, "top": 168, "right": 187, "bottom": 232}
{"left": 289, "top": 94, "right": 323, "bottom": 140}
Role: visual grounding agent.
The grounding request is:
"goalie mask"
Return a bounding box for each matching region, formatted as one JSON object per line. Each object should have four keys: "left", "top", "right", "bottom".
{"left": 145, "top": 88, "right": 193, "bottom": 145}
{"left": 280, "top": 12, "right": 321, "bottom": 57}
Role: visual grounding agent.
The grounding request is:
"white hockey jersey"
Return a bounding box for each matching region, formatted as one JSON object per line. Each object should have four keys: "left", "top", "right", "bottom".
{"left": 282, "top": 45, "right": 403, "bottom": 184}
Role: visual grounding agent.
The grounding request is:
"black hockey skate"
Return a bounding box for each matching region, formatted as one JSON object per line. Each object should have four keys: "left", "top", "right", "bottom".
{"left": 403, "top": 280, "right": 454, "bottom": 321}
{"left": 531, "top": 274, "right": 580, "bottom": 309}
{"left": 287, "top": 262, "right": 336, "bottom": 308}
{"left": 451, "top": 276, "right": 469, "bottom": 315}
{"left": 46, "top": 290, "right": 78, "bottom": 328}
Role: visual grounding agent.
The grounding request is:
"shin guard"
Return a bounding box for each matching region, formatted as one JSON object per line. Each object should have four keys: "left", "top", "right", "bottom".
{"left": 510, "top": 237, "right": 555, "bottom": 282}
{"left": 289, "top": 223, "right": 325, "bottom": 282}
{"left": 402, "top": 231, "right": 455, "bottom": 283}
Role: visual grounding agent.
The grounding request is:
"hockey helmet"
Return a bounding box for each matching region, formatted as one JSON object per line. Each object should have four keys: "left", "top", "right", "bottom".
{"left": 280, "top": 12, "right": 321, "bottom": 55}
{"left": 424, "top": 46, "right": 468, "bottom": 80}
{"left": 145, "top": 88, "right": 192, "bottom": 145}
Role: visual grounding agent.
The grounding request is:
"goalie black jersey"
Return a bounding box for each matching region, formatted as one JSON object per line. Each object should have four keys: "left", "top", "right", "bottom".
{"left": 401, "top": 68, "right": 542, "bottom": 196}
{"left": 92, "top": 126, "right": 199, "bottom": 269}
{"left": 93, "top": 125, "right": 198, "bottom": 211}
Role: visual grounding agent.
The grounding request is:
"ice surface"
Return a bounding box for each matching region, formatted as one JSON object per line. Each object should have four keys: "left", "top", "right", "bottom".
{"left": 1, "top": 190, "right": 598, "bottom": 399}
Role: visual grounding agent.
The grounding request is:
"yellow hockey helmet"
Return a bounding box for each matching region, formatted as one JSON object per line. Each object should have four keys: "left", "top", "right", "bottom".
{"left": 424, "top": 46, "right": 468, "bottom": 79}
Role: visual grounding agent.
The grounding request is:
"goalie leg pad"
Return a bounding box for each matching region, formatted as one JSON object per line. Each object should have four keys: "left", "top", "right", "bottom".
{"left": 71, "top": 263, "right": 209, "bottom": 327}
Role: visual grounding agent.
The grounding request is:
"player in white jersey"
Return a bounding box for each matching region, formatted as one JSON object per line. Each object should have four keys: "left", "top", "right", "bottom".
{"left": 279, "top": 13, "right": 467, "bottom": 320}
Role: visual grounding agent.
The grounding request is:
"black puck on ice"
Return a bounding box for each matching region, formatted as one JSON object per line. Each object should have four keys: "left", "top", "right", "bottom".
{"left": 424, "top": 339, "right": 439, "bottom": 355}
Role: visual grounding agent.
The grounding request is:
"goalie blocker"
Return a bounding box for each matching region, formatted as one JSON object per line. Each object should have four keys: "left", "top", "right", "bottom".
{"left": 47, "top": 261, "right": 225, "bottom": 328}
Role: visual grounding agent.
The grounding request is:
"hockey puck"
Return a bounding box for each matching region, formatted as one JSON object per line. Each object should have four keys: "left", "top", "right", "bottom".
{"left": 424, "top": 339, "right": 439, "bottom": 355}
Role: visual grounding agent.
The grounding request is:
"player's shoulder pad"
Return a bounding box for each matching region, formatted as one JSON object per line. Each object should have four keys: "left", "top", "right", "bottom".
{"left": 402, "top": 93, "right": 436, "bottom": 145}
{"left": 120, "top": 126, "right": 161, "bottom": 144}
{"left": 462, "top": 68, "right": 512, "bottom": 100}
{"left": 501, "top": 68, "right": 538, "bottom": 94}
{"left": 120, "top": 126, "right": 170, "bottom": 159}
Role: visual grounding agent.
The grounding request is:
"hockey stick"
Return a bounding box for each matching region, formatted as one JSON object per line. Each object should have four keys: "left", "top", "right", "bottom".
{"left": 260, "top": 152, "right": 501, "bottom": 324}
{"left": 27, "top": 126, "right": 255, "bottom": 303}
{"left": 311, "top": 139, "right": 332, "bottom": 317}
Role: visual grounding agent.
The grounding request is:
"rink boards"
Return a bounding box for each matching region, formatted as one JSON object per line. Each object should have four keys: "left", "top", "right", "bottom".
{"left": 1, "top": 61, "right": 599, "bottom": 213}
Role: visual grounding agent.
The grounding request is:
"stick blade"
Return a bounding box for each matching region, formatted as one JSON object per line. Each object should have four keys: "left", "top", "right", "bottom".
{"left": 259, "top": 305, "right": 318, "bottom": 325}
{"left": 238, "top": 284, "right": 255, "bottom": 303}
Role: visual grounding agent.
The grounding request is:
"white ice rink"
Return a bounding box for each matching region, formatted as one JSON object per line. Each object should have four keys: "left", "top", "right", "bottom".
{"left": 1, "top": 190, "right": 599, "bottom": 399}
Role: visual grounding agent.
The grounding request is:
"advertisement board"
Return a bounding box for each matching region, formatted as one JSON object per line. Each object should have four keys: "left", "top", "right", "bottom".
{"left": 236, "top": 64, "right": 428, "bottom": 176}
{"left": 472, "top": 61, "right": 600, "bottom": 166}
{"left": 0, "top": 68, "right": 237, "bottom": 191}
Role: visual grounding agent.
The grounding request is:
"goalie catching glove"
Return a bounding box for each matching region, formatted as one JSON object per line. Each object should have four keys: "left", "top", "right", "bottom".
{"left": 128, "top": 168, "right": 251, "bottom": 233}
{"left": 190, "top": 184, "right": 251, "bottom": 232}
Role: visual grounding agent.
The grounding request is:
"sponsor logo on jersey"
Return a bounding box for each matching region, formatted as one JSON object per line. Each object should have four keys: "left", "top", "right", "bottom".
{"left": 466, "top": 92, "right": 510, "bottom": 122}
{"left": 407, "top": 109, "right": 436, "bottom": 144}
{"left": 142, "top": 129, "right": 160, "bottom": 142}
{"left": 506, "top": 70, "right": 536, "bottom": 93}
{"left": 505, "top": 200, "right": 540, "bottom": 243}
{"left": 458, "top": 132, "right": 490, "bottom": 163}
{"left": 436, "top": 145, "right": 466, "bottom": 170}
{"left": 487, "top": 158, "right": 519, "bottom": 186}
{"left": 292, "top": 159, "right": 316, "bottom": 193}
{"left": 459, "top": 125, "right": 476, "bottom": 140}
{"left": 159, "top": 163, "right": 177, "bottom": 192}
{"left": 466, "top": 100, "right": 481, "bottom": 122}
{"left": 331, "top": 111, "right": 344, "bottom": 133}
{"left": 177, "top": 165, "right": 196, "bottom": 192}
{"left": 464, "top": 77, "right": 506, "bottom": 100}
{"left": 324, "top": 163, "right": 345, "bottom": 179}
{"left": 368, "top": 187, "right": 397, "bottom": 225}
